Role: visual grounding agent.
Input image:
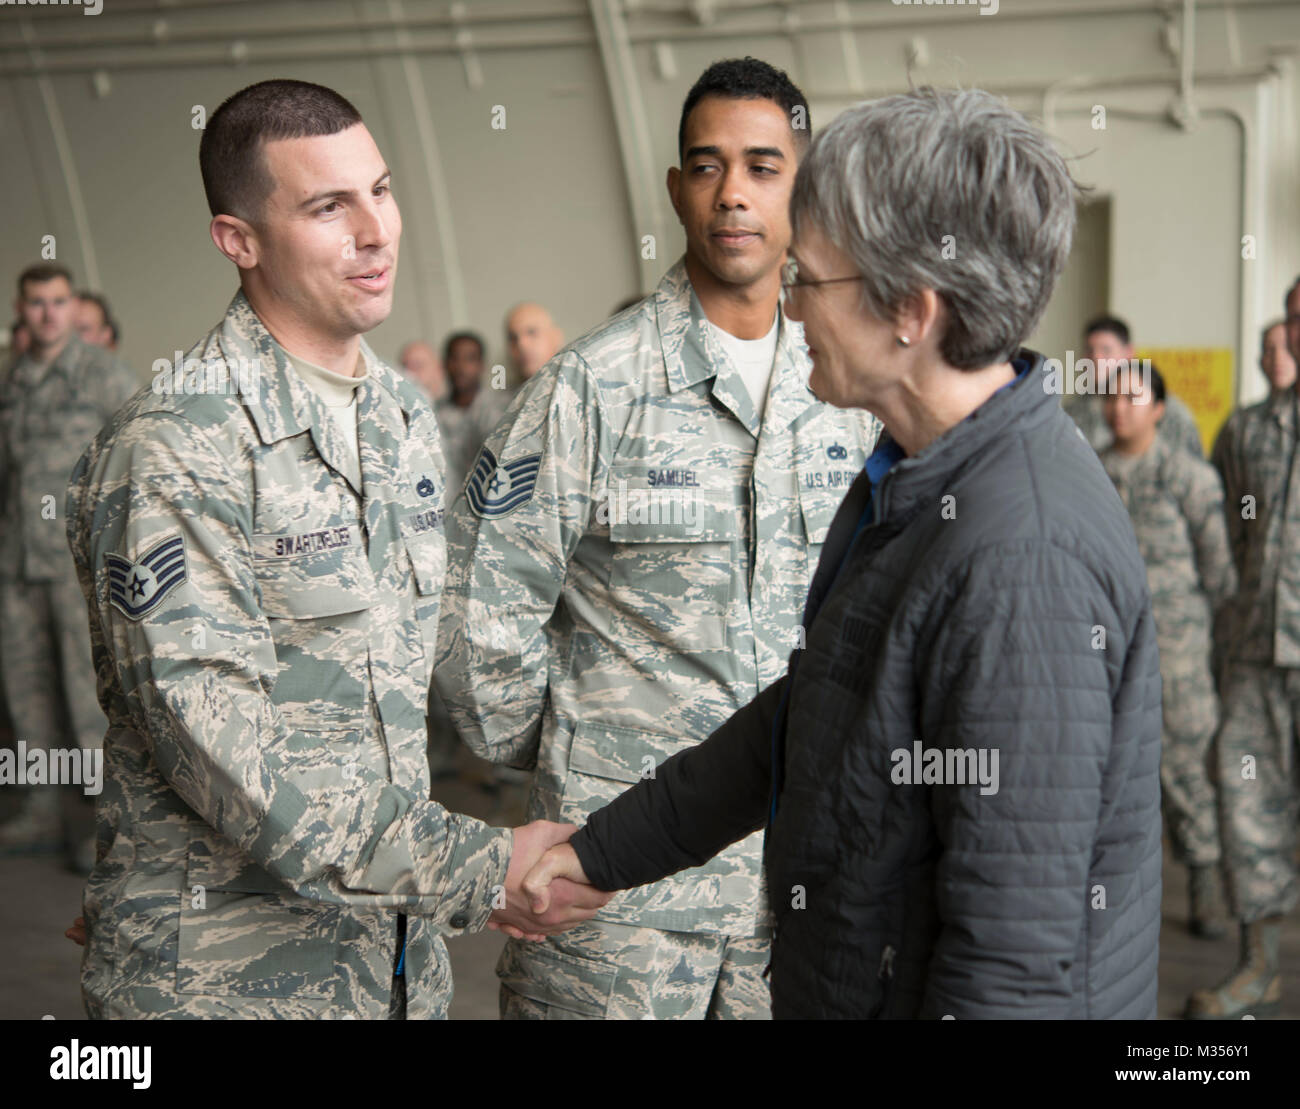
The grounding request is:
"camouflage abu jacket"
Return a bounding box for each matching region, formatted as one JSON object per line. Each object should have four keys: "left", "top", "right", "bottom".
{"left": 66, "top": 291, "right": 510, "bottom": 1018}
{"left": 435, "top": 259, "right": 878, "bottom": 936}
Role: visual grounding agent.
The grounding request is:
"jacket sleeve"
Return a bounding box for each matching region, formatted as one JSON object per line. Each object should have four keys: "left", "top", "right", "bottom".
{"left": 570, "top": 673, "right": 783, "bottom": 891}
{"left": 434, "top": 352, "right": 609, "bottom": 768}
{"left": 67, "top": 412, "right": 511, "bottom": 933}
{"left": 915, "top": 542, "right": 1147, "bottom": 1019}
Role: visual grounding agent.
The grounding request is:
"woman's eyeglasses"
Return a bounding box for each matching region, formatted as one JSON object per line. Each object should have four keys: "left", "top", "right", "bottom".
{"left": 780, "top": 258, "right": 864, "bottom": 292}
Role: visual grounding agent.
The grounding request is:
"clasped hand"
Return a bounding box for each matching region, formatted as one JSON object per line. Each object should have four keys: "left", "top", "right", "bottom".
{"left": 486, "top": 820, "right": 605, "bottom": 942}
{"left": 63, "top": 821, "right": 606, "bottom": 948}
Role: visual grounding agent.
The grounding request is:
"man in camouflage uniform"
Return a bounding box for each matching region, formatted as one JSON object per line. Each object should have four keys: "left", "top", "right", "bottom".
{"left": 1187, "top": 285, "right": 1300, "bottom": 1019}
{"left": 0, "top": 263, "right": 137, "bottom": 866}
{"left": 1065, "top": 314, "right": 1204, "bottom": 458}
{"left": 1211, "top": 319, "right": 1297, "bottom": 473}
{"left": 66, "top": 79, "right": 602, "bottom": 1019}
{"left": 436, "top": 58, "right": 877, "bottom": 1020}
{"left": 1099, "top": 365, "right": 1234, "bottom": 939}
{"left": 436, "top": 330, "right": 510, "bottom": 499}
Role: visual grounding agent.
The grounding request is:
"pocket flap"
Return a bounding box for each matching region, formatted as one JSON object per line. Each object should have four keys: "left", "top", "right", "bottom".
{"left": 253, "top": 526, "right": 376, "bottom": 618}
{"left": 186, "top": 844, "right": 288, "bottom": 894}
{"left": 607, "top": 466, "right": 737, "bottom": 544}
{"left": 567, "top": 721, "right": 685, "bottom": 785}
{"left": 401, "top": 530, "right": 444, "bottom": 597}
{"left": 497, "top": 939, "right": 615, "bottom": 1017}
{"left": 798, "top": 482, "right": 841, "bottom": 546}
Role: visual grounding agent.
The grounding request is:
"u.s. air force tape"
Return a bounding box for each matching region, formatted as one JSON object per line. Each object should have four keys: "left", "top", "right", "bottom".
{"left": 466, "top": 446, "right": 542, "bottom": 519}
{"left": 106, "top": 533, "right": 188, "bottom": 620}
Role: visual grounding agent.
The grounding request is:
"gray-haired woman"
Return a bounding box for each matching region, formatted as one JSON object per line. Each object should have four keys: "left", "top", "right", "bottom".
{"left": 520, "top": 87, "right": 1163, "bottom": 1019}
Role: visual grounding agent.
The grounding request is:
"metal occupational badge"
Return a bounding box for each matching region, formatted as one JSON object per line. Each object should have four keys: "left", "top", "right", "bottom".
{"left": 106, "top": 534, "right": 188, "bottom": 620}
{"left": 465, "top": 446, "right": 542, "bottom": 518}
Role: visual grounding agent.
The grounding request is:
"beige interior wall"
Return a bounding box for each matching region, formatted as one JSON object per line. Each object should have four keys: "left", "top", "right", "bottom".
{"left": 2, "top": 0, "right": 1299, "bottom": 407}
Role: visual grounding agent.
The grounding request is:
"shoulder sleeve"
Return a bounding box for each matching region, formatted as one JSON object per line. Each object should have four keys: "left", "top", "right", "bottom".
{"left": 97, "top": 354, "right": 140, "bottom": 422}
{"left": 1179, "top": 457, "right": 1237, "bottom": 616}
{"left": 435, "top": 350, "right": 610, "bottom": 767}
{"left": 69, "top": 412, "right": 510, "bottom": 931}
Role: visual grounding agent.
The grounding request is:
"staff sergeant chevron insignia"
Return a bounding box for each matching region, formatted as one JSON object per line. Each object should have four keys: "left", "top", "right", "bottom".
{"left": 106, "top": 533, "right": 189, "bottom": 620}
{"left": 465, "top": 446, "right": 542, "bottom": 518}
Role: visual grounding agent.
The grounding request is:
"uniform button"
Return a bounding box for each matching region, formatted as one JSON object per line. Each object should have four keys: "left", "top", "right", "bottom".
{"left": 450, "top": 913, "right": 469, "bottom": 929}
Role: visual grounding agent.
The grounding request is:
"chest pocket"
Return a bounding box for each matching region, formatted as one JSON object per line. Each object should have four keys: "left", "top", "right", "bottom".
{"left": 253, "top": 526, "right": 376, "bottom": 619}
{"left": 798, "top": 479, "right": 840, "bottom": 571}
{"left": 606, "top": 467, "right": 739, "bottom": 652}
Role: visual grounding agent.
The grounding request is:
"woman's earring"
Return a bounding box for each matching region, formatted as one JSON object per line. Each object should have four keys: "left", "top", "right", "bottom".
{"left": 896, "top": 336, "right": 910, "bottom": 348}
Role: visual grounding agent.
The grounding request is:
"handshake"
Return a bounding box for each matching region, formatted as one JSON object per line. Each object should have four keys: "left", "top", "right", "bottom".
{"left": 63, "top": 820, "right": 606, "bottom": 948}
{"left": 485, "top": 820, "right": 610, "bottom": 941}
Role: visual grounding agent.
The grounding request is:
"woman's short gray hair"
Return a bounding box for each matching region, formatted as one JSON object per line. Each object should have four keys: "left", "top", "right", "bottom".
{"left": 790, "top": 86, "right": 1081, "bottom": 369}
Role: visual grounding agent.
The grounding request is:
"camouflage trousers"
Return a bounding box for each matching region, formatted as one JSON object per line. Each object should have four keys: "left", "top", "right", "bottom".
{"left": 1215, "top": 662, "right": 1300, "bottom": 922}
{"left": 0, "top": 576, "right": 104, "bottom": 757}
{"left": 1160, "top": 656, "right": 1222, "bottom": 866}
{"left": 498, "top": 920, "right": 772, "bottom": 1019}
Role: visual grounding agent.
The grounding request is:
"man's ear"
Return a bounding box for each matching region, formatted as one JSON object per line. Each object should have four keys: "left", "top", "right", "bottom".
{"left": 209, "top": 214, "right": 260, "bottom": 271}
{"left": 666, "top": 166, "right": 683, "bottom": 225}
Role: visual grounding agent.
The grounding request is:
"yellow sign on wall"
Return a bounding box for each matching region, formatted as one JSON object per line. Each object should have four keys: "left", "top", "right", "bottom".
{"left": 1136, "top": 347, "right": 1235, "bottom": 456}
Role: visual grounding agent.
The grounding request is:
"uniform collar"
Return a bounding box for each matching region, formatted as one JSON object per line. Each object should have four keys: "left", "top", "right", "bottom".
{"left": 11, "top": 333, "right": 87, "bottom": 388}
{"left": 653, "top": 256, "right": 822, "bottom": 434}
{"left": 1103, "top": 431, "right": 1167, "bottom": 478}
{"left": 216, "top": 289, "right": 418, "bottom": 446}
{"left": 213, "top": 290, "right": 428, "bottom": 498}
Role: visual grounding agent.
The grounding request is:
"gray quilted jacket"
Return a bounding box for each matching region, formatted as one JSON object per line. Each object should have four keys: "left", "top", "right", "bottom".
{"left": 572, "top": 350, "right": 1163, "bottom": 1019}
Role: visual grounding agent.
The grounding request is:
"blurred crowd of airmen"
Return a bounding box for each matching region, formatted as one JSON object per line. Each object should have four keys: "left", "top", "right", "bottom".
{"left": 1066, "top": 304, "right": 1300, "bottom": 1019}
{"left": 0, "top": 55, "right": 1297, "bottom": 1021}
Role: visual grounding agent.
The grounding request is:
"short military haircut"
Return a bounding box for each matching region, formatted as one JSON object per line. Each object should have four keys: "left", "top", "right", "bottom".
{"left": 443, "top": 330, "right": 485, "bottom": 363}
{"left": 199, "top": 79, "right": 364, "bottom": 222}
{"left": 678, "top": 56, "right": 810, "bottom": 161}
{"left": 1085, "top": 314, "right": 1131, "bottom": 346}
{"left": 78, "top": 290, "right": 120, "bottom": 344}
{"left": 18, "top": 263, "right": 73, "bottom": 298}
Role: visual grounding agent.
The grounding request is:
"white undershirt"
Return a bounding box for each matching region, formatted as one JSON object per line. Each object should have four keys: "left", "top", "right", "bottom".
{"left": 709, "top": 314, "right": 779, "bottom": 422}
{"left": 286, "top": 350, "right": 368, "bottom": 488}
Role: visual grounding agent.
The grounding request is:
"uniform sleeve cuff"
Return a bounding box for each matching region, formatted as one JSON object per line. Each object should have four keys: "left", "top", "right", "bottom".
{"left": 428, "top": 821, "right": 512, "bottom": 935}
